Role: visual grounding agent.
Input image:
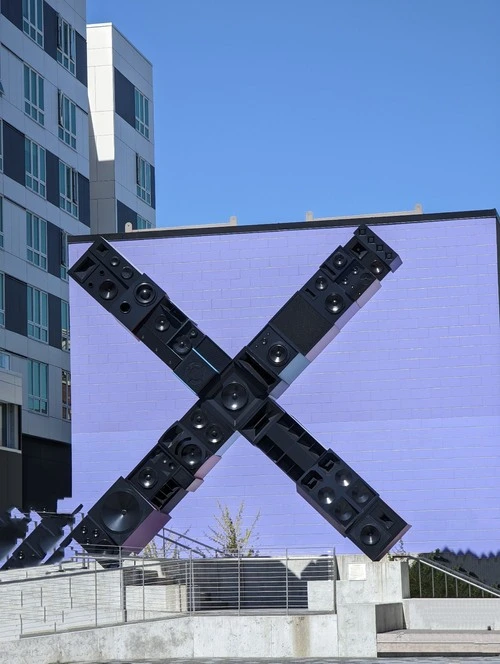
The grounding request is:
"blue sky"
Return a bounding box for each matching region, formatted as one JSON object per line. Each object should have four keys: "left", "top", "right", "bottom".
{"left": 87, "top": 1, "right": 500, "bottom": 227}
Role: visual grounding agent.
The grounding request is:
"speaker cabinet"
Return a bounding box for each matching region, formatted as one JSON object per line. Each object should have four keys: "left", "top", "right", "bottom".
{"left": 159, "top": 421, "right": 223, "bottom": 478}
{"left": 239, "top": 401, "right": 324, "bottom": 481}
{"left": 202, "top": 361, "right": 271, "bottom": 429}
{"left": 69, "top": 241, "right": 161, "bottom": 333}
{"left": 349, "top": 224, "right": 402, "bottom": 273}
{"left": 80, "top": 477, "right": 168, "bottom": 555}
{"left": 1, "top": 541, "right": 45, "bottom": 569}
{"left": 245, "top": 324, "right": 310, "bottom": 389}
{"left": 72, "top": 515, "right": 120, "bottom": 559}
{"left": 0, "top": 510, "right": 30, "bottom": 559}
{"left": 180, "top": 401, "right": 239, "bottom": 459}
{"left": 127, "top": 442, "right": 198, "bottom": 508}
{"left": 297, "top": 450, "right": 378, "bottom": 535}
{"left": 345, "top": 500, "right": 411, "bottom": 561}
{"left": 1, "top": 514, "right": 71, "bottom": 569}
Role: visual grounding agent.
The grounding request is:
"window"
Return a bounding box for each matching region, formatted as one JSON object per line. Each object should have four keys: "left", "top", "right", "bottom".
{"left": 58, "top": 91, "right": 76, "bottom": 149}
{"left": 0, "top": 272, "right": 4, "bottom": 327}
{"left": 0, "top": 351, "right": 10, "bottom": 371}
{"left": 22, "top": 0, "right": 44, "bottom": 47}
{"left": 25, "top": 138, "right": 46, "bottom": 197}
{"left": 134, "top": 89, "right": 150, "bottom": 139}
{"left": 0, "top": 403, "right": 20, "bottom": 449}
{"left": 28, "top": 360, "right": 48, "bottom": 414}
{"left": 136, "top": 155, "right": 152, "bottom": 205}
{"left": 60, "top": 231, "right": 69, "bottom": 280}
{"left": 62, "top": 370, "right": 71, "bottom": 420}
{"left": 57, "top": 16, "right": 76, "bottom": 75}
{"left": 0, "top": 197, "right": 3, "bottom": 249}
{"left": 61, "top": 300, "right": 70, "bottom": 351}
{"left": 24, "top": 65, "right": 44, "bottom": 126}
{"left": 59, "top": 162, "right": 78, "bottom": 217}
{"left": 27, "top": 286, "right": 48, "bottom": 342}
{"left": 136, "top": 215, "right": 152, "bottom": 230}
{"left": 26, "top": 212, "right": 47, "bottom": 270}
{"left": 0, "top": 120, "right": 3, "bottom": 172}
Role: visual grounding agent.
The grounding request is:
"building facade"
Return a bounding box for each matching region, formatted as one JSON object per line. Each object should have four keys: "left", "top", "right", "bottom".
{"left": 87, "top": 23, "right": 156, "bottom": 234}
{"left": 0, "top": 3, "right": 155, "bottom": 512}
{"left": 69, "top": 209, "right": 500, "bottom": 557}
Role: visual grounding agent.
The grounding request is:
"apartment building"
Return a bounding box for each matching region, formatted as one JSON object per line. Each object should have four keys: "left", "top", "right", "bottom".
{"left": 0, "top": 2, "right": 156, "bottom": 512}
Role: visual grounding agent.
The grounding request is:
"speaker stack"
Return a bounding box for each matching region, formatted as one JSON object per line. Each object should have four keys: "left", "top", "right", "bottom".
{"left": 72, "top": 478, "right": 170, "bottom": 558}
{"left": 0, "top": 509, "right": 30, "bottom": 561}
{"left": 68, "top": 238, "right": 161, "bottom": 334}
{"left": 296, "top": 449, "right": 408, "bottom": 560}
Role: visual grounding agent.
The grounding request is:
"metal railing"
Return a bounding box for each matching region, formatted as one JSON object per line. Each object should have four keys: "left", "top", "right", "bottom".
{"left": 0, "top": 547, "right": 337, "bottom": 641}
{"left": 392, "top": 554, "right": 500, "bottom": 599}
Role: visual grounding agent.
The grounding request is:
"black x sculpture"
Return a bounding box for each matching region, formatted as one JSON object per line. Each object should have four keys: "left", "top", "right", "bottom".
{"left": 57, "top": 225, "right": 409, "bottom": 564}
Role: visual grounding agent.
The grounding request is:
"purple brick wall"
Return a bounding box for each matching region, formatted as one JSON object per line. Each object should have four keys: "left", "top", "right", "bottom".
{"left": 69, "top": 215, "right": 500, "bottom": 555}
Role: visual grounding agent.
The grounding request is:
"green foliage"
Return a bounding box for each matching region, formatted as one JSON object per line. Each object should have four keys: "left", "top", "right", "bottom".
{"left": 205, "top": 501, "right": 260, "bottom": 557}
{"left": 408, "top": 550, "right": 490, "bottom": 598}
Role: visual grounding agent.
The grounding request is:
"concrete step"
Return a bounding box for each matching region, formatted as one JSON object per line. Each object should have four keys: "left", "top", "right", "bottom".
{"left": 377, "top": 629, "right": 500, "bottom": 655}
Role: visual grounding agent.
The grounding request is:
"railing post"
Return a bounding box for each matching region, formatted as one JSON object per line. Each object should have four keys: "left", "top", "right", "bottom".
{"left": 237, "top": 551, "right": 241, "bottom": 616}
{"left": 142, "top": 555, "right": 146, "bottom": 621}
{"left": 94, "top": 559, "right": 98, "bottom": 627}
{"left": 285, "top": 549, "right": 289, "bottom": 615}
{"left": 418, "top": 561, "right": 422, "bottom": 597}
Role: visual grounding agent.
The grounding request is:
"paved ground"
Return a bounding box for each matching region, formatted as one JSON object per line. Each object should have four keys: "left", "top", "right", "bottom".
{"left": 82, "top": 659, "right": 500, "bottom": 664}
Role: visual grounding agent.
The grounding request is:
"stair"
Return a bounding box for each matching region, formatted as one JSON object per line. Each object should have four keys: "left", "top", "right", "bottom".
{"left": 377, "top": 629, "right": 500, "bottom": 655}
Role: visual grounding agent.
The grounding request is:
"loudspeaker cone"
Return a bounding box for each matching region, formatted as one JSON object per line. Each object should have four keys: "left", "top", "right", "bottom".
{"left": 325, "top": 294, "right": 344, "bottom": 314}
{"left": 121, "top": 266, "right": 134, "bottom": 280}
{"left": 191, "top": 409, "right": 207, "bottom": 429}
{"left": 335, "top": 470, "right": 352, "bottom": 487}
{"left": 138, "top": 468, "right": 157, "bottom": 489}
{"left": 318, "top": 487, "right": 335, "bottom": 506}
{"left": 334, "top": 500, "right": 355, "bottom": 523}
{"left": 155, "top": 315, "right": 170, "bottom": 332}
{"left": 135, "top": 283, "right": 156, "bottom": 305}
{"left": 221, "top": 382, "right": 248, "bottom": 411}
{"left": 172, "top": 335, "right": 191, "bottom": 355}
{"left": 351, "top": 484, "right": 372, "bottom": 505}
{"left": 360, "top": 525, "right": 381, "bottom": 546}
{"left": 99, "top": 279, "right": 118, "bottom": 301}
{"left": 180, "top": 443, "right": 204, "bottom": 467}
{"left": 332, "top": 253, "right": 347, "bottom": 268}
{"left": 206, "top": 425, "right": 223, "bottom": 444}
{"left": 101, "top": 491, "right": 141, "bottom": 533}
{"left": 267, "top": 343, "right": 289, "bottom": 366}
{"left": 315, "top": 276, "right": 328, "bottom": 291}
{"left": 110, "top": 256, "right": 120, "bottom": 267}
{"left": 370, "top": 260, "right": 384, "bottom": 275}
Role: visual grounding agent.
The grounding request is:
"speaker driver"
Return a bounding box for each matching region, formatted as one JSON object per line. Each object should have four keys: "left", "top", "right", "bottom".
{"left": 99, "top": 279, "right": 118, "bottom": 301}
{"left": 17, "top": 550, "right": 25, "bottom": 559}
{"left": 110, "top": 256, "right": 120, "bottom": 267}
{"left": 180, "top": 443, "right": 204, "bottom": 468}
{"left": 138, "top": 468, "right": 157, "bottom": 489}
{"left": 135, "top": 283, "right": 156, "bottom": 305}
{"left": 351, "top": 485, "right": 372, "bottom": 505}
{"left": 334, "top": 500, "right": 355, "bottom": 523}
{"left": 360, "top": 525, "right": 381, "bottom": 546}
{"left": 172, "top": 336, "right": 192, "bottom": 355}
{"left": 206, "top": 425, "right": 223, "bottom": 444}
{"left": 101, "top": 491, "right": 141, "bottom": 533}
{"left": 335, "top": 470, "right": 353, "bottom": 487}
{"left": 318, "top": 487, "right": 335, "bottom": 506}
{"left": 267, "top": 344, "right": 289, "bottom": 366}
{"left": 325, "top": 294, "right": 344, "bottom": 314}
{"left": 221, "top": 382, "right": 248, "bottom": 411}
{"left": 315, "top": 276, "right": 328, "bottom": 291}
{"left": 155, "top": 315, "right": 170, "bottom": 332}
{"left": 191, "top": 409, "right": 208, "bottom": 429}
{"left": 371, "top": 260, "right": 384, "bottom": 275}
{"left": 121, "top": 266, "right": 134, "bottom": 280}
{"left": 333, "top": 253, "right": 347, "bottom": 268}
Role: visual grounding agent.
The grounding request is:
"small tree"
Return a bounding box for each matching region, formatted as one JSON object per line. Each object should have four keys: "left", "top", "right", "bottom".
{"left": 205, "top": 501, "right": 260, "bottom": 557}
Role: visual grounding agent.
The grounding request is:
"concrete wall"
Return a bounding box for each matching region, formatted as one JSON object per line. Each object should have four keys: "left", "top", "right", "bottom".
{"left": 404, "top": 598, "right": 500, "bottom": 630}
{"left": 69, "top": 214, "right": 500, "bottom": 555}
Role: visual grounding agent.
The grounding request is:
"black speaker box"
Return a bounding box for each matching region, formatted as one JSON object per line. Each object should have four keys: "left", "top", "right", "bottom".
{"left": 345, "top": 499, "right": 410, "bottom": 561}
{"left": 72, "top": 515, "right": 120, "bottom": 560}
{"left": 201, "top": 361, "right": 271, "bottom": 429}
{"left": 240, "top": 401, "right": 325, "bottom": 481}
{"left": 1, "top": 540, "right": 45, "bottom": 569}
{"left": 350, "top": 224, "right": 402, "bottom": 273}
{"left": 0, "top": 510, "right": 30, "bottom": 559}
{"left": 345, "top": 237, "right": 390, "bottom": 280}
{"left": 245, "top": 324, "right": 301, "bottom": 380}
{"left": 84, "top": 477, "right": 157, "bottom": 547}
{"left": 300, "top": 269, "right": 357, "bottom": 325}
{"left": 1, "top": 514, "right": 71, "bottom": 569}
{"left": 297, "top": 450, "right": 378, "bottom": 535}
{"left": 159, "top": 421, "right": 220, "bottom": 475}
{"left": 180, "top": 401, "right": 236, "bottom": 453}
{"left": 174, "top": 348, "right": 219, "bottom": 395}
{"left": 321, "top": 246, "right": 356, "bottom": 279}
